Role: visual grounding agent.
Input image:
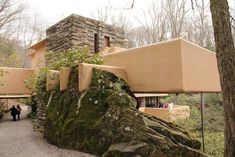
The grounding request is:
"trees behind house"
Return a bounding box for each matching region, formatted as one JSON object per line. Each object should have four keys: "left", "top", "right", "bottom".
{"left": 0, "top": 0, "right": 24, "bottom": 34}
{"left": 0, "top": 0, "right": 46, "bottom": 68}
{"left": 134, "top": 0, "right": 214, "bottom": 50}
{"left": 0, "top": 0, "right": 24, "bottom": 67}
{"left": 15, "top": 11, "right": 46, "bottom": 67}
{"left": 91, "top": 2, "right": 134, "bottom": 47}
{"left": 0, "top": 37, "right": 23, "bottom": 67}
{"left": 93, "top": 0, "right": 215, "bottom": 50}
{"left": 133, "top": 1, "right": 168, "bottom": 45}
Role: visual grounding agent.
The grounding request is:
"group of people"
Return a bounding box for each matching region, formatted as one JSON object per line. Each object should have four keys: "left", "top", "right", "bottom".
{"left": 158, "top": 101, "right": 174, "bottom": 109}
{"left": 9, "top": 105, "right": 22, "bottom": 121}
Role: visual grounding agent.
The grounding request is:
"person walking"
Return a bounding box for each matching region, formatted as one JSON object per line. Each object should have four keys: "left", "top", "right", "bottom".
{"left": 16, "top": 104, "right": 22, "bottom": 120}
{"left": 9, "top": 105, "right": 17, "bottom": 121}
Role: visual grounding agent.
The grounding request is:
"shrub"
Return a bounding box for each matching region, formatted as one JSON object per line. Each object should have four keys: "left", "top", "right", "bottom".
{"left": 162, "top": 94, "right": 200, "bottom": 106}
{"left": 205, "top": 131, "right": 224, "bottom": 157}
{"left": 25, "top": 48, "right": 104, "bottom": 117}
{"left": 204, "top": 93, "right": 223, "bottom": 110}
{"left": 45, "top": 48, "right": 103, "bottom": 70}
{"left": 172, "top": 93, "right": 224, "bottom": 157}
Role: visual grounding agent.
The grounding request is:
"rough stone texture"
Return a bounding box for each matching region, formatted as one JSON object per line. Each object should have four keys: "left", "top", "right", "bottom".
{"left": 139, "top": 105, "right": 190, "bottom": 122}
{"left": 0, "top": 100, "right": 8, "bottom": 118}
{"left": 33, "top": 104, "right": 46, "bottom": 133}
{"left": 0, "top": 100, "right": 8, "bottom": 111}
{"left": 46, "top": 14, "right": 127, "bottom": 53}
{"left": 43, "top": 68, "right": 208, "bottom": 157}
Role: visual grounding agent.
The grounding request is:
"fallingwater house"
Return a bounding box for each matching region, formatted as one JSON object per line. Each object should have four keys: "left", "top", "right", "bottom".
{"left": 27, "top": 14, "right": 168, "bottom": 114}
{"left": 0, "top": 14, "right": 221, "bottom": 122}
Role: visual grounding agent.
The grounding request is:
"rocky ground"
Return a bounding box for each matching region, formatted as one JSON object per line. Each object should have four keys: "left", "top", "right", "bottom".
{"left": 0, "top": 104, "right": 95, "bottom": 157}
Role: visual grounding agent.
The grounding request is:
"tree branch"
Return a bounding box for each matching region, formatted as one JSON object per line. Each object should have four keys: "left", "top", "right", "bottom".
{"left": 230, "top": 15, "right": 235, "bottom": 22}
{"left": 230, "top": 15, "right": 235, "bottom": 30}
{"left": 191, "top": 0, "right": 194, "bottom": 10}
{"left": 125, "top": 0, "right": 135, "bottom": 10}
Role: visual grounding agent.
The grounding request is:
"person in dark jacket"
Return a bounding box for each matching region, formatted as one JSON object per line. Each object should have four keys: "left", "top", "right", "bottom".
{"left": 16, "top": 104, "right": 22, "bottom": 120}
{"left": 9, "top": 106, "right": 17, "bottom": 121}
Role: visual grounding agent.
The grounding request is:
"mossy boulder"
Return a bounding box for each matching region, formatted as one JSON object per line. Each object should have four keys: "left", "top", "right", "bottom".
{"left": 44, "top": 68, "right": 208, "bottom": 157}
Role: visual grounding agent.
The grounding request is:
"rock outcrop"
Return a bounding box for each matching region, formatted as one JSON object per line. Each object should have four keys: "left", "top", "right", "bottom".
{"left": 44, "top": 68, "right": 207, "bottom": 157}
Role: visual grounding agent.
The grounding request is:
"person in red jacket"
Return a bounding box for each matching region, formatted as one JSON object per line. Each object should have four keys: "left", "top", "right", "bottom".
{"left": 16, "top": 104, "right": 22, "bottom": 120}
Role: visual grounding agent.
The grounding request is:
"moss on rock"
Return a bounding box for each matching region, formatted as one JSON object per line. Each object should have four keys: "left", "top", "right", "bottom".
{"left": 44, "top": 68, "right": 208, "bottom": 157}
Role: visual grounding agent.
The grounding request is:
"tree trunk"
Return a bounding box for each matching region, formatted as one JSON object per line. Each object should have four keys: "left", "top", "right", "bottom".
{"left": 210, "top": 0, "right": 235, "bottom": 157}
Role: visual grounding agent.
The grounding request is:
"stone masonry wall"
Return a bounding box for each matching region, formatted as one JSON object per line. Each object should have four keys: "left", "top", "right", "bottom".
{"left": 46, "top": 14, "right": 127, "bottom": 53}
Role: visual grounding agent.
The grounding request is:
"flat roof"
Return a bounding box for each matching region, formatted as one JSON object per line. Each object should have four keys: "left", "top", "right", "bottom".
{"left": 134, "top": 93, "right": 168, "bottom": 97}
{"left": 28, "top": 38, "right": 47, "bottom": 50}
{"left": 27, "top": 38, "right": 47, "bottom": 56}
{"left": 0, "top": 94, "right": 31, "bottom": 99}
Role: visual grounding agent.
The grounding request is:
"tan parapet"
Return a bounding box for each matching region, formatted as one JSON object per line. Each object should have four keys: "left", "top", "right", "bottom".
{"left": 60, "top": 67, "right": 71, "bottom": 91}
{"left": 139, "top": 105, "right": 190, "bottom": 122}
{"left": 79, "top": 63, "right": 128, "bottom": 92}
{"left": 139, "top": 107, "right": 171, "bottom": 122}
{"left": 169, "top": 105, "right": 190, "bottom": 122}
{"left": 46, "top": 70, "right": 60, "bottom": 91}
{"left": 102, "top": 46, "right": 127, "bottom": 55}
{"left": 104, "top": 38, "right": 221, "bottom": 93}
{"left": 0, "top": 67, "right": 34, "bottom": 94}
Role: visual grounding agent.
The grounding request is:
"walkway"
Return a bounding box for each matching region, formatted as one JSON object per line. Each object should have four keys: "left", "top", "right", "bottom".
{"left": 0, "top": 104, "right": 95, "bottom": 157}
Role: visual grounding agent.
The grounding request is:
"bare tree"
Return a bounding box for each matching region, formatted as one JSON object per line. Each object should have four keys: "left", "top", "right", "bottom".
{"left": 91, "top": 2, "right": 112, "bottom": 24}
{"left": 0, "top": 0, "right": 25, "bottom": 67}
{"left": 15, "top": 11, "right": 47, "bottom": 67}
{"left": 91, "top": 2, "right": 133, "bottom": 48}
{"left": 16, "top": 12, "right": 46, "bottom": 49}
{"left": 0, "top": 37, "right": 22, "bottom": 67}
{"left": 134, "top": 0, "right": 168, "bottom": 46}
{"left": 229, "top": 2, "right": 235, "bottom": 42}
{"left": 127, "top": 26, "right": 149, "bottom": 47}
{"left": 166, "top": 0, "right": 188, "bottom": 38}
{"left": 0, "top": 0, "right": 24, "bottom": 34}
{"left": 0, "top": 0, "right": 47, "bottom": 68}
{"left": 91, "top": 2, "right": 132, "bottom": 30}
{"left": 184, "top": 0, "right": 215, "bottom": 50}
{"left": 129, "top": 0, "right": 188, "bottom": 47}
{"left": 110, "top": 12, "right": 133, "bottom": 34}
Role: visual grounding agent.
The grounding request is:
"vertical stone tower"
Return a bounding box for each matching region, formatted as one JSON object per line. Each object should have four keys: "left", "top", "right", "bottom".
{"left": 46, "top": 14, "right": 127, "bottom": 53}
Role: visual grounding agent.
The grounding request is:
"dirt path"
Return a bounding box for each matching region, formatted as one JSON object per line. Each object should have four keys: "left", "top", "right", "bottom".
{"left": 0, "top": 105, "right": 95, "bottom": 157}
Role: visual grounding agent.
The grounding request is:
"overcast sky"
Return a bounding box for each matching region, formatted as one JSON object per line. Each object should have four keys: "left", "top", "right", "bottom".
{"left": 25, "top": 0, "right": 153, "bottom": 27}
